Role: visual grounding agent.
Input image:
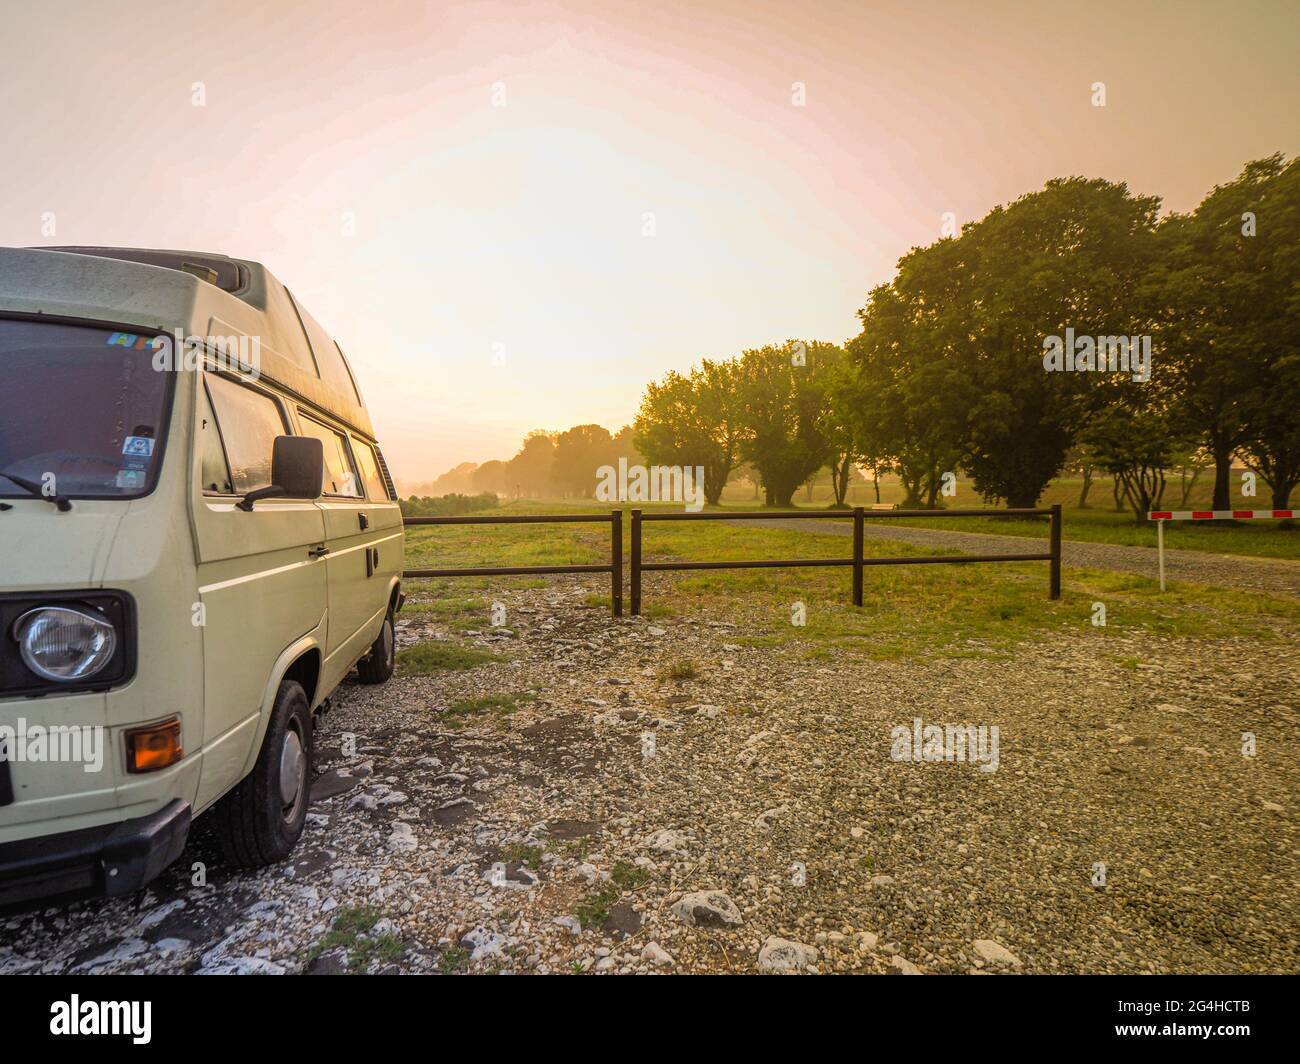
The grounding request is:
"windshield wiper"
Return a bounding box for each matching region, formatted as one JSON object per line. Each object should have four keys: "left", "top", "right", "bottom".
{"left": 0, "top": 471, "right": 72, "bottom": 511}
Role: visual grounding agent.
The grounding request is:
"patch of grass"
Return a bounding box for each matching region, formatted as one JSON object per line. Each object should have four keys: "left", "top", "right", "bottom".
{"left": 502, "top": 842, "right": 544, "bottom": 868}
{"left": 398, "top": 641, "right": 500, "bottom": 675}
{"left": 443, "top": 690, "right": 536, "bottom": 727}
{"left": 574, "top": 885, "right": 617, "bottom": 930}
{"left": 560, "top": 837, "right": 595, "bottom": 861}
{"left": 308, "top": 905, "right": 403, "bottom": 973}
{"left": 582, "top": 593, "right": 612, "bottom": 609}
{"left": 401, "top": 594, "right": 489, "bottom": 619}
{"left": 438, "top": 945, "right": 471, "bottom": 974}
{"left": 610, "top": 861, "right": 650, "bottom": 890}
{"left": 659, "top": 659, "right": 699, "bottom": 682}
{"left": 574, "top": 862, "right": 652, "bottom": 930}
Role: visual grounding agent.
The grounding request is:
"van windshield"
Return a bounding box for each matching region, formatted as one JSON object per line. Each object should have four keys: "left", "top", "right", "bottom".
{"left": 0, "top": 319, "right": 173, "bottom": 499}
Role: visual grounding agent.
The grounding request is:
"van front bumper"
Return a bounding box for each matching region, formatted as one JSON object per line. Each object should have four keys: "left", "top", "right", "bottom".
{"left": 0, "top": 798, "right": 190, "bottom": 909}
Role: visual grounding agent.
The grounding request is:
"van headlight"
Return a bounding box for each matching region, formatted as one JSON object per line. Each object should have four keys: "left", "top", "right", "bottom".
{"left": 14, "top": 606, "right": 118, "bottom": 682}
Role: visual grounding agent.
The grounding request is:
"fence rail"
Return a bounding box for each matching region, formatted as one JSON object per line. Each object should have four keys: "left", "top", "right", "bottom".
{"left": 403, "top": 510, "right": 623, "bottom": 616}
{"left": 401, "top": 505, "right": 1063, "bottom": 620}
{"left": 629, "top": 505, "right": 1062, "bottom": 614}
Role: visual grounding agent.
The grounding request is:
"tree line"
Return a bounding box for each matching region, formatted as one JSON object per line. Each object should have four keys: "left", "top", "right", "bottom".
{"left": 411, "top": 155, "right": 1296, "bottom": 516}
{"left": 632, "top": 154, "right": 1299, "bottom": 515}
{"left": 411, "top": 425, "right": 645, "bottom": 500}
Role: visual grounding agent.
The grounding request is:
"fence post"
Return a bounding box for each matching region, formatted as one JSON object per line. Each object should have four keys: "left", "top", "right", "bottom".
{"left": 1049, "top": 503, "right": 1062, "bottom": 599}
{"left": 630, "top": 509, "right": 642, "bottom": 616}
{"left": 611, "top": 510, "right": 623, "bottom": 617}
{"left": 852, "top": 506, "right": 864, "bottom": 607}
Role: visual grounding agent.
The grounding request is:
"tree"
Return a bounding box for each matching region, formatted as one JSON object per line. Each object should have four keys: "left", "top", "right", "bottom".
{"left": 846, "top": 281, "right": 965, "bottom": 508}
{"left": 633, "top": 360, "right": 744, "bottom": 505}
{"left": 734, "top": 342, "right": 839, "bottom": 507}
{"left": 470, "top": 459, "right": 510, "bottom": 495}
{"left": 1061, "top": 444, "right": 1096, "bottom": 508}
{"left": 505, "top": 431, "right": 556, "bottom": 498}
{"left": 551, "top": 424, "right": 618, "bottom": 498}
{"left": 956, "top": 179, "right": 1161, "bottom": 507}
{"left": 1081, "top": 400, "right": 1188, "bottom": 521}
{"left": 820, "top": 352, "right": 862, "bottom": 507}
{"left": 1155, "top": 155, "right": 1300, "bottom": 509}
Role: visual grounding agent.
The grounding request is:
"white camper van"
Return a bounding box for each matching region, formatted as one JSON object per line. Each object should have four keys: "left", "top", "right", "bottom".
{"left": 0, "top": 247, "right": 405, "bottom": 906}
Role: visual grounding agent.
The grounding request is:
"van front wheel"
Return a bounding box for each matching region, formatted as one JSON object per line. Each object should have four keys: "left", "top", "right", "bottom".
{"left": 212, "top": 679, "right": 313, "bottom": 868}
{"left": 356, "top": 609, "right": 396, "bottom": 685}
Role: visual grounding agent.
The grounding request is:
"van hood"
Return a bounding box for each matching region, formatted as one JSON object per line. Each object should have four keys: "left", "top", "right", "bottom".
{"left": 0, "top": 501, "right": 123, "bottom": 589}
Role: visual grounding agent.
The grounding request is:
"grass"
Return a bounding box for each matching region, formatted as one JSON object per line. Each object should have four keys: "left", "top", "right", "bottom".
{"left": 397, "top": 641, "right": 500, "bottom": 674}
{"left": 637, "top": 520, "right": 1300, "bottom": 659}
{"left": 659, "top": 659, "right": 699, "bottom": 681}
{"left": 308, "top": 906, "right": 404, "bottom": 973}
{"left": 397, "top": 497, "right": 1299, "bottom": 661}
{"left": 501, "top": 842, "right": 544, "bottom": 867}
{"left": 574, "top": 862, "right": 652, "bottom": 930}
{"left": 438, "top": 945, "right": 471, "bottom": 974}
{"left": 716, "top": 474, "right": 1300, "bottom": 560}
{"left": 877, "top": 508, "right": 1300, "bottom": 560}
{"left": 443, "top": 690, "right": 537, "bottom": 727}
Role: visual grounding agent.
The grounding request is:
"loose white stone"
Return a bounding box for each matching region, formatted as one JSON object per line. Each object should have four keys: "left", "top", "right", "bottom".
{"left": 757, "top": 936, "right": 819, "bottom": 971}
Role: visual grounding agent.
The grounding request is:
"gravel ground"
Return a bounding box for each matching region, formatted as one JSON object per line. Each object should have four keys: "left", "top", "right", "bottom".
{"left": 750, "top": 518, "right": 1300, "bottom": 596}
{"left": 2, "top": 580, "right": 1296, "bottom": 975}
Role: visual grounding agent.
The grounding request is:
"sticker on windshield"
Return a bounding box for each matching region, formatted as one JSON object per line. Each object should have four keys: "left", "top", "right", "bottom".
{"left": 115, "top": 469, "right": 147, "bottom": 490}
{"left": 122, "top": 436, "right": 155, "bottom": 458}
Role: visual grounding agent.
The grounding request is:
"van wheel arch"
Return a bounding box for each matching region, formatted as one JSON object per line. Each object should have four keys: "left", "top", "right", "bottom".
{"left": 281, "top": 648, "right": 321, "bottom": 708}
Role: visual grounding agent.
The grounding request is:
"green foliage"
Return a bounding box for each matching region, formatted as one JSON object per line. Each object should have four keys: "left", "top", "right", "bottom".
{"left": 1155, "top": 154, "right": 1300, "bottom": 509}
{"left": 397, "top": 641, "right": 500, "bottom": 674}
{"left": 634, "top": 359, "right": 745, "bottom": 504}
{"left": 659, "top": 659, "right": 698, "bottom": 681}
{"left": 735, "top": 341, "right": 841, "bottom": 507}
{"left": 401, "top": 491, "right": 499, "bottom": 517}
{"left": 444, "top": 691, "right": 536, "bottom": 725}
{"left": 501, "top": 842, "right": 544, "bottom": 867}
{"left": 308, "top": 906, "right": 404, "bottom": 974}
{"left": 552, "top": 423, "right": 619, "bottom": 498}
{"left": 574, "top": 862, "right": 651, "bottom": 929}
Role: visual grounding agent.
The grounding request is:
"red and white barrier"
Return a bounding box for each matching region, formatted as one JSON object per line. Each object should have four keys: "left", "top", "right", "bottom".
{"left": 1147, "top": 509, "right": 1295, "bottom": 590}
{"left": 1148, "top": 510, "right": 1294, "bottom": 521}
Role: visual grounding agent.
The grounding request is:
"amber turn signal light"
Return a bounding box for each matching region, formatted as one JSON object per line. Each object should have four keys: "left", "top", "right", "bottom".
{"left": 125, "top": 717, "right": 183, "bottom": 774}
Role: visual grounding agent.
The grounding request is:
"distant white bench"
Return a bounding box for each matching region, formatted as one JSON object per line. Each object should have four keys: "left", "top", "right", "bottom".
{"left": 870, "top": 503, "right": 897, "bottom": 511}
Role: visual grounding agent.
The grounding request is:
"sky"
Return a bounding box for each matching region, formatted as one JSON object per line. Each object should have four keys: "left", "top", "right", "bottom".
{"left": 2, "top": 0, "right": 1296, "bottom": 485}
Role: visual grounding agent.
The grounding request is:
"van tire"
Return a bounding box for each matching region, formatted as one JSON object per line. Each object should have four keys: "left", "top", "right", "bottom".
{"left": 212, "top": 679, "right": 313, "bottom": 868}
{"left": 356, "top": 609, "right": 396, "bottom": 685}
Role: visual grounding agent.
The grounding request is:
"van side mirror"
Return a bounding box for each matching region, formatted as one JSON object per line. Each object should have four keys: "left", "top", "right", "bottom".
{"left": 237, "top": 436, "right": 324, "bottom": 511}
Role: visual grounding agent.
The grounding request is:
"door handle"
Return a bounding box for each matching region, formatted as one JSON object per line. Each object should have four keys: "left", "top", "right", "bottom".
{"left": 308, "top": 545, "right": 330, "bottom": 559}
{"left": 358, "top": 513, "right": 369, "bottom": 531}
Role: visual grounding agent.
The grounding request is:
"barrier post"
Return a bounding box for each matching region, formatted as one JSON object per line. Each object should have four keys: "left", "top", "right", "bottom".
{"left": 630, "top": 509, "right": 642, "bottom": 616}
{"left": 1157, "top": 518, "right": 1166, "bottom": 592}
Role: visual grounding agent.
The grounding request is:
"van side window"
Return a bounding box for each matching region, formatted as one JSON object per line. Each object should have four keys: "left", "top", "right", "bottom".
{"left": 351, "top": 438, "right": 387, "bottom": 501}
{"left": 298, "top": 413, "right": 362, "bottom": 498}
{"left": 204, "top": 373, "right": 287, "bottom": 494}
{"left": 198, "top": 383, "right": 233, "bottom": 494}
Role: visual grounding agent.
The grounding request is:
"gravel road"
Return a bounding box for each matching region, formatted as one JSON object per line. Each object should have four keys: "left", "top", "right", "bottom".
{"left": 749, "top": 518, "right": 1300, "bottom": 596}
{"left": 5, "top": 579, "right": 1295, "bottom": 975}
